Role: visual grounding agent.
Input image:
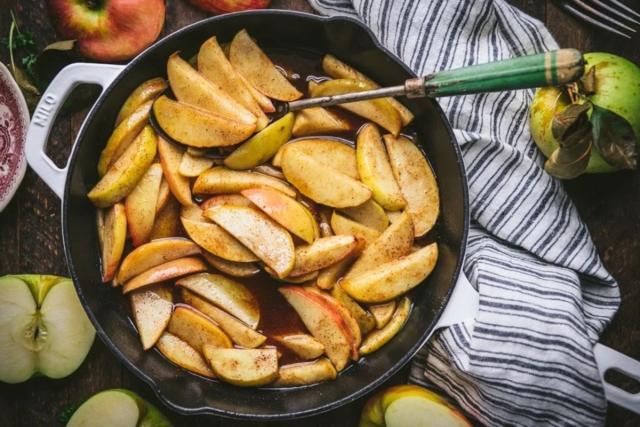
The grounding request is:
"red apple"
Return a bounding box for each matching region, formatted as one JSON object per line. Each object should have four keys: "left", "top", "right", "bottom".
{"left": 187, "top": 0, "right": 270, "bottom": 14}
{"left": 48, "top": 0, "right": 165, "bottom": 62}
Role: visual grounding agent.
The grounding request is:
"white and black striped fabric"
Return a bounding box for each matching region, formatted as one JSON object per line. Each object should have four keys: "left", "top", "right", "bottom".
{"left": 307, "top": 0, "right": 621, "bottom": 425}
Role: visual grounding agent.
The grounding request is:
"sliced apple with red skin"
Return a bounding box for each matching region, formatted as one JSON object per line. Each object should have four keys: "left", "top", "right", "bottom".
{"left": 100, "top": 203, "right": 127, "bottom": 282}
{"left": 342, "top": 243, "right": 438, "bottom": 304}
{"left": 279, "top": 286, "right": 352, "bottom": 371}
{"left": 122, "top": 257, "right": 207, "bottom": 294}
{"left": 275, "top": 358, "right": 337, "bottom": 387}
{"left": 178, "top": 151, "right": 214, "bottom": 178}
{"left": 330, "top": 211, "right": 380, "bottom": 245}
{"left": 116, "top": 77, "right": 167, "bottom": 125}
{"left": 359, "top": 297, "right": 410, "bottom": 355}
{"left": 290, "top": 235, "right": 359, "bottom": 277}
{"left": 125, "top": 163, "right": 163, "bottom": 247}
{"left": 168, "top": 305, "right": 232, "bottom": 351}
{"left": 130, "top": 285, "right": 173, "bottom": 350}
{"left": 193, "top": 167, "right": 295, "bottom": 198}
{"left": 202, "top": 252, "right": 260, "bottom": 278}
{"left": 241, "top": 187, "right": 317, "bottom": 244}
{"left": 176, "top": 273, "right": 260, "bottom": 329}
{"left": 157, "top": 137, "right": 192, "bottom": 206}
{"left": 182, "top": 289, "right": 266, "bottom": 348}
{"left": 229, "top": 29, "right": 302, "bottom": 101}
{"left": 331, "top": 283, "right": 376, "bottom": 335}
{"left": 203, "top": 346, "right": 278, "bottom": 387}
{"left": 149, "top": 197, "right": 181, "bottom": 240}
{"left": 205, "top": 205, "right": 295, "bottom": 278}
{"left": 201, "top": 194, "right": 253, "bottom": 210}
{"left": 340, "top": 199, "right": 388, "bottom": 232}
{"left": 272, "top": 334, "right": 325, "bottom": 360}
{"left": 369, "top": 300, "right": 396, "bottom": 329}
{"left": 292, "top": 107, "right": 353, "bottom": 137}
{"left": 156, "top": 332, "right": 214, "bottom": 378}
{"left": 273, "top": 138, "right": 359, "bottom": 179}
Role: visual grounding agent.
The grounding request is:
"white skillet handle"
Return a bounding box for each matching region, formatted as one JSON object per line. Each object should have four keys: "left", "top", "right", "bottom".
{"left": 435, "top": 272, "right": 479, "bottom": 329}
{"left": 26, "top": 63, "right": 125, "bottom": 198}
{"left": 593, "top": 343, "right": 640, "bottom": 414}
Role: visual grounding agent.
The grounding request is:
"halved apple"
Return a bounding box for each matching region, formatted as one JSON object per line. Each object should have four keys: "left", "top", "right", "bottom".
{"left": 330, "top": 211, "right": 380, "bottom": 245}
{"left": 357, "top": 124, "right": 406, "bottom": 211}
{"left": 309, "top": 79, "right": 401, "bottom": 135}
{"left": 346, "top": 211, "right": 414, "bottom": 280}
{"left": 202, "top": 252, "right": 260, "bottom": 278}
{"left": 178, "top": 151, "right": 214, "bottom": 178}
{"left": 100, "top": 203, "right": 127, "bottom": 282}
{"left": 384, "top": 134, "right": 440, "bottom": 237}
{"left": 275, "top": 358, "right": 337, "bottom": 387}
{"left": 125, "top": 163, "right": 163, "bottom": 247}
{"left": 130, "top": 285, "right": 172, "bottom": 350}
{"left": 168, "top": 305, "right": 232, "bottom": 351}
{"left": 155, "top": 179, "right": 171, "bottom": 213}
{"left": 149, "top": 197, "right": 181, "bottom": 240}
{"left": 193, "top": 167, "right": 295, "bottom": 198}
{"left": 201, "top": 194, "right": 253, "bottom": 210}
{"left": 156, "top": 332, "right": 215, "bottom": 378}
{"left": 359, "top": 297, "right": 411, "bottom": 355}
{"left": 116, "top": 77, "right": 167, "bottom": 125}
{"left": 157, "top": 136, "right": 193, "bottom": 206}
{"left": 229, "top": 29, "right": 302, "bottom": 101}
{"left": 205, "top": 205, "right": 295, "bottom": 278}
{"left": 272, "top": 334, "right": 325, "bottom": 360}
{"left": 241, "top": 187, "right": 316, "bottom": 244}
{"left": 273, "top": 138, "right": 358, "bottom": 179}
{"left": 369, "top": 300, "right": 396, "bottom": 329}
{"left": 98, "top": 100, "right": 153, "bottom": 176}
{"left": 181, "top": 216, "right": 258, "bottom": 263}
{"left": 176, "top": 273, "right": 260, "bottom": 329}
{"left": 339, "top": 199, "right": 388, "bottom": 232}
{"left": 331, "top": 283, "right": 376, "bottom": 335}
{"left": 224, "top": 113, "right": 294, "bottom": 170}
{"left": 122, "top": 256, "right": 207, "bottom": 294}
{"left": 182, "top": 289, "right": 266, "bottom": 348}
{"left": 342, "top": 243, "right": 438, "bottom": 303}
{"left": 88, "top": 126, "right": 157, "bottom": 208}
{"left": 290, "top": 235, "right": 359, "bottom": 277}
{"left": 292, "top": 107, "right": 353, "bottom": 137}
{"left": 279, "top": 286, "right": 352, "bottom": 371}
{"left": 167, "top": 53, "right": 256, "bottom": 125}
{"left": 153, "top": 96, "right": 255, "bottom": 148}
{"left": 198, "top": 36, "right": 269, "bottom": 129}
{"left": 203, "top": 346, "right": 278, "bottom": 387}
{"left": 117, "top": 238, "right": 200, "bottom": 283}
{"left": 281, "top": 149, "right": 371, "bottom": 208}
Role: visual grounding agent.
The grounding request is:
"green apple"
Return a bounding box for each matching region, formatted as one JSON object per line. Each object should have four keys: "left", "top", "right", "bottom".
{"left": 530, "top": 52, "right": 640, "bottom": 173}
{"left": 0, "top": 275, "right": 95, "bottom": 383}
{"left": 360, "top": 384, "right": 471, "bottom": 427}
{"left": 67, "top": 389, "right": 172, "bottom": 427}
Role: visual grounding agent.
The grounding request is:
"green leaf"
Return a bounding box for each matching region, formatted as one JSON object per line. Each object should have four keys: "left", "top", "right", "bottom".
{"left": 591, "top": 104, "right": 637, "bottom": 170}
{"left": 545, "top": 102, "right": 593, "bottom": 179}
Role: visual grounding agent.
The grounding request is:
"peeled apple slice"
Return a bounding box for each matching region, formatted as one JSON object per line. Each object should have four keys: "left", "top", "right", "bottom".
{"left": 0, "top": 275, "right": 95, "bottom": 384}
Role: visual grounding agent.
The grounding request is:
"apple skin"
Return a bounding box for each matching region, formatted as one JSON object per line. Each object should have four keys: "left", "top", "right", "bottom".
{"left": 530, "top": 52, "right": 640, "bottom": 174}
{"left": 48, "top": 0, "right": 165, "bottom": 61}
{"left": 188, "top": 0, "right": 270, "bottom": 14}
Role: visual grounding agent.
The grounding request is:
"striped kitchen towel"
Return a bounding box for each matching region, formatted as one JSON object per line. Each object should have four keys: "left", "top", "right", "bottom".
{"left": 307, "top": 0, "right": 621, "bottom": 425}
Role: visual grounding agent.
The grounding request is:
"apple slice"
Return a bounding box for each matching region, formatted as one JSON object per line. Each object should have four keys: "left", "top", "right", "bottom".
{"left": 117, "top": 238, "right": 200, "bottom": 283}
{"left": 224, "top": 113, "right": 294, "bottom": 170}
{"left": 178, "top": 151, "right": 214, "bottom": 177}
{"left": 275, "top": 358, "right": 337, "bottom": 387}
{"left": 330, "top": 211, "right": 380, "bottom": 245}
{"left": 384, "top": 134, "right": 440, "bottom": 237}
{"left": 331, "top": 283, "right": 376, "bottom": 335}
{"left": 176, "top": 273, "right": 260, "bottom": 329}
{"left": 202, "top": 252, "right": 260, "bottom": 278}
{"left": 346, "top": 211, "right": 414, "bottom": 280}
{"left": 266, "top": 268, "right": 318, "bottom": 284}
{"left": 88, "top": 126, "right": 157, "bottom": 208}
{"left": 290, "top": 235, "right": 359, "bottom": 277}
{"left": 130, "top": 285, "right": 173, "bottom": 350}
{"left": 100, "top": 203, "right": 127, "bottom": 282}
{"left": 167, "top": 53, "right": 256, "bottom": 125}
{"left": 98, "top": 100, "right": 153, "bottom": 176}
{"left": 369, "top": 300, "right": 396, "bottom": 329}
{"left": 0, "top": 275, "right": 95, "bottom": 383}
{"left": 317, "top": 256, "right": 354, "bottom": 290}
{"left": 67, "top": 389, "right": 172, "bottom": 427}
{"left": 203, "top": 346, "right": 278, "bottom": 387}
{"left": 116, "top": 77, "right": 167, "bottom": 125}
{"left": 340, "top": 199, "right": 388, "bottom": 232}
{"left": 168, "top": 305, "right": 232, "bottom": 351}
{"left": 156, "top": 332, "right": 215, "bottom": 378}
{"left": 156, "top": 179, "right": 171, "bottom": 213}
{"left": 279, "top": 286, "right": 352, "bottom": 371}
{"left": 157, "top": 137, "right": 193, "bottom": 206}
{"left": 181, "top": 216, "right": 258, "bottom": 263}
{"left": 238, "top": 73, "right": 276, "bottom": 112}
{"left": 193, "top": 167, "right": 295, "bottom": 197}
{"left": 310, "top": 79, "right": 401, "bottom": 135}
{"left": 342, "top": 244, "right": 438, "bottom": 303}
{"left": 122, "top": 257, "right": 207, "bottom": 294}
{"left": 241, "top": 187, "right": 317, "bottom": 244}
{"left": 229, "top": 29, "right": 302, "bottom": 101}
{"left": 198, "top": 36, "right": 269, "bottom": 129}
{"left": 125, "top": 163, "right": 163, "bottom": 246}
{"left": 153, "top": 96, "right": 255, "bottom": 148}
{"left": 182, "top": 289, "right": 266, "bottom": 348}
{"left": 359, "top": 297, "right": 411, "bottom": 355}
{"left": 281, "top": 149, "right": 371, "bottom": 208}
{"left": 149, "top": 197, "right": 181, "bottom": 240}
{"left": 201, "top": 194, "right": 253, "bottom": 210}
{"left": 273, "top": 138, "right": 358, "bottom": 179}
{"left": 205, "top": 205, "right": 295, "bottom": 278}
{"left": 272, "top": 334, "right": 325, "bottom": 360}
{"left": 253, "top": 164, "right": 285, "bottom": 180}
{"left": 292, "top": 107, "right": 353, "bottom": 137}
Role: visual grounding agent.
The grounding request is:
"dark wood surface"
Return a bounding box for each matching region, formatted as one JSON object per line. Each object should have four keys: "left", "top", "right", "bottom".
{"left": 0, "top": 1, "right": 638, "bottom": 426}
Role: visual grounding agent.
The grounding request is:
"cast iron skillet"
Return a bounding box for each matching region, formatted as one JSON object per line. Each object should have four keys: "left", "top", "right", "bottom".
{"left": 25, "top": 10, "right": 471, "bottom": 420}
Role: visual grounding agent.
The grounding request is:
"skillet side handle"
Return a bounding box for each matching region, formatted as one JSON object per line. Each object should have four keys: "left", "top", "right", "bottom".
{"left": 26, "top": 63, "right": 125, "bottom": 199}
{"left": 593, "top": 343, "right": 640, "bottom": 414}
{"left": 435, "top": 273, "right": 479, "bottom": 329}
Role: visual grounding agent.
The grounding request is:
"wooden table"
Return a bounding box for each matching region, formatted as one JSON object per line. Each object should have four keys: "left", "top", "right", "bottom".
{"left": 0, "top": 1, "right": 638, "bottom": 425}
